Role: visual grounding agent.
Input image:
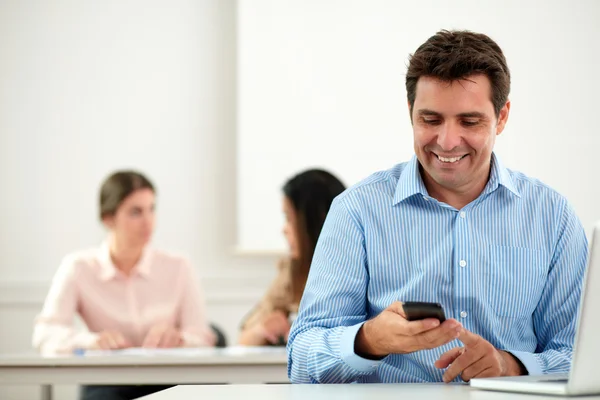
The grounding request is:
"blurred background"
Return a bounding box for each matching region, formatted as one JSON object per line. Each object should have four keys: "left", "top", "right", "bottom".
{"left": 1, "top": 0, "right": 599, "bottom": 398}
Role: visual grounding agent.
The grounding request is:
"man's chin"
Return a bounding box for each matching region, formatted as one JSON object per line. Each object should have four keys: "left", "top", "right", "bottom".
{"left": 428, "top": 172, "right": 466, "bottom": 191}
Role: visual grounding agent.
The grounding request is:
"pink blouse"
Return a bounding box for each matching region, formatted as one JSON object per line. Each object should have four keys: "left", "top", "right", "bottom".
{"left": 33, "top": 243, "right": 215, "bottom": 354}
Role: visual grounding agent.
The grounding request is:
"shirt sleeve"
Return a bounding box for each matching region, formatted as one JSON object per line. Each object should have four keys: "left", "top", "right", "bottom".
{"left": 340, "top": 322, "right": 387, "bottom": 372}
{"left": 506, "top": 201, "right": 588, "bottom": 375}
{"left": 178, "top": 259, "right": 216, "bottom": 347}
{"left": 287, "top": 196, "right": 379, "bottom": 383}
{"left": 32, "top": 256, "right": 98, "bottom": 355}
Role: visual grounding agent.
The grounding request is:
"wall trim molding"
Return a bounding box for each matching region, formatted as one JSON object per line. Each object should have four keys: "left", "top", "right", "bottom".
{"left": 0, "top": 275, "right": 269, "bottom": 306}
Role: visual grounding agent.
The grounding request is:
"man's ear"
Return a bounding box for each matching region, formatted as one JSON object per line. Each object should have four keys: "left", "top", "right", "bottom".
{"left": 496, "top": 100, "right": 510, "bottom": 135}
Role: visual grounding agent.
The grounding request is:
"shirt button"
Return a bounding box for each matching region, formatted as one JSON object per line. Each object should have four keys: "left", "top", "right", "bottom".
{"left": 459, "top": 211, "right": 466, "bottom": 218}
{"left": 459, "top": 260, "right": 467, "bottom": 267}
{"left": 460, "top": 311, "right": 468, "bottom": 318}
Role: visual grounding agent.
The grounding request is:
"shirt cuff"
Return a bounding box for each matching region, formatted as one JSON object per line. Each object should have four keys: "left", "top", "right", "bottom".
{"left": 339, "top": 322, "right": 384, "bottom": 373}
{"left": 507, "top": 350, "right": 543, "bottom": 376}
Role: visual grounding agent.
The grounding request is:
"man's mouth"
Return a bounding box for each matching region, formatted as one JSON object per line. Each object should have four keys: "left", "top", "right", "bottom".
{"left": 434, "top": 153, "right": 468, "bottom": 163}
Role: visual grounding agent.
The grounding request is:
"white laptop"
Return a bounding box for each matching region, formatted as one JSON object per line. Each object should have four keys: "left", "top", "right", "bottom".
{"left": 470, "top": 220, "right": 600, "bottom": 396}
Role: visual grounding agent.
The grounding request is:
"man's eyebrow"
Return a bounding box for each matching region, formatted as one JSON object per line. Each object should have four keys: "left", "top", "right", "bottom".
{"left": 416, "top": 109, "right": 488, "bottom": 119}
{"left": 457, "top": 112, "right": 487, "bottom": 119}
{"left": 416, "top": 109, "right": 442, "bottom": 117}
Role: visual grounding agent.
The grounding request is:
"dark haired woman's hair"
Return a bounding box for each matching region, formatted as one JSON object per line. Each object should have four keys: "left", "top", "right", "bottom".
{"left": 283, "top": 169, "right": 345, "bottom": 300}
{"left": 99, "top": 171, "right": 155, "bottom": 220}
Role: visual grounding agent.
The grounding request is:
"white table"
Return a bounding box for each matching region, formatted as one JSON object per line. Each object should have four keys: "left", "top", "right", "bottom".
{"left": 0, "top": 347, "right": 288, "bottom": 400}
{"left": 140, "top": 383, "right": 600, "bottom": 400}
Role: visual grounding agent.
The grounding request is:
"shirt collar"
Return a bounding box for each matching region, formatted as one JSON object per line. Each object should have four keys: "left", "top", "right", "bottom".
{"left": 393, "top": 155, "right": 429, "bottom": 205}
{"left": 482, "top": 152, "right": 521, "bottom": 198}
{"left": 98, "top": 241, "right": 153, "bottom": 281}
{"left": 393, "top": 152, "right": 520, "bottom": 206}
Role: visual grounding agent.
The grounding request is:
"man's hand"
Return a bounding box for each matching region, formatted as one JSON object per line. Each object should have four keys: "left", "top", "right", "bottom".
{"left": 142, "top": 324, "right": 183, "bottom": 348}
{"left": 435, "top": 328, "right": 526, "bottom": 382}
{"left": 355, "top": 301, "right": 462, "bottom": 358}
{"left": 92, "top": 330, "right": 131, "bottom": 350}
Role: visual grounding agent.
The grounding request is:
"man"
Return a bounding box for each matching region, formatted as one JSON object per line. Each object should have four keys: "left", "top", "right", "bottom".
{"left": 287, "top": 30, "right": 588, "bottom": 384}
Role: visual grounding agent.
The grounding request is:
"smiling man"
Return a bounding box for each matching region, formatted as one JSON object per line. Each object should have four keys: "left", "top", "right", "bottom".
{"left": 287, "top": 30, "right": 588, "bottom": 384}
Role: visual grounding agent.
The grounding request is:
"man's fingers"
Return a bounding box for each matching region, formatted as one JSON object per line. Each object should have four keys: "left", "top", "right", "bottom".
{"left": 460, "top": 358, "right": 493, "bottom": 382}
{"left": 391, "top": 301, "right": 407, "bottom": 318}
{"left": 472, "top": 366, "right": 496, "bottom": 379}
{"left": 458, "top": 328, "right": 482, "bottom": 347}
{"left": 403, "top": 318, "right": 441, "bottom": 335}
{"left": 442, "top": 349, "right": 485, "bottom": 383}
{"left": 413, "top": 320, "right": 462, "bottom": 350}
{"left": 434, "top": 346, "right": 464, "bottom": 369}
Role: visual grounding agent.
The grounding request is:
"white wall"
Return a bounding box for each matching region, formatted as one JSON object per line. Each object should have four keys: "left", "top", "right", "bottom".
{"left": 237, "top": 0, "right": 600, "bottom": 252}
{"left": 0, "top": 1, "right": 278, "bottom": 399}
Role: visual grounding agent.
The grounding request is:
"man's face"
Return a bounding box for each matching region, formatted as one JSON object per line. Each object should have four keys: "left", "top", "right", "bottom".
{"left": 411, "top": 74, "right": 509, "bottom": 197}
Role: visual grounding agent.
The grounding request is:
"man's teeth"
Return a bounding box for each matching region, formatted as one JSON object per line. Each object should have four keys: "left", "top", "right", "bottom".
{"left": 437, "top": 155, "right": 464, "bottom": 163}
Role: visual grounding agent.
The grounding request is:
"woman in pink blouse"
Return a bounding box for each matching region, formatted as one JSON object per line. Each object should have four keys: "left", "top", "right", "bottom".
{"left": 33, "top": 171, "right": 215, "bottom": 400}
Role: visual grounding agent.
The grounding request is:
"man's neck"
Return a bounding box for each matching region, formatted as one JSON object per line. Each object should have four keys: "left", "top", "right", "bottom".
{"left": 421, "top": 167, "right": 491, "bottom": 210}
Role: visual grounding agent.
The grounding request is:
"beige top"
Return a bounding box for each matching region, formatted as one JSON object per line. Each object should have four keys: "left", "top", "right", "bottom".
{"left": 241, "top": 257, "right": 299, "bottom": 330}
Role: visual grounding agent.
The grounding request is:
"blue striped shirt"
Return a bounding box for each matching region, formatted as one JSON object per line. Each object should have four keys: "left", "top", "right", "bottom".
{"left": 287, "top": 153, "right": 588, "bottom": 383}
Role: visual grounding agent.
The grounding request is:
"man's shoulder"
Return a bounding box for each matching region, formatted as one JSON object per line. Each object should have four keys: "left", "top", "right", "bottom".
{"left": 507, "top": 168, "right": 569, "bottom": 207}
{"left": 336, "top": 162, "right": 408, "bottom": 205}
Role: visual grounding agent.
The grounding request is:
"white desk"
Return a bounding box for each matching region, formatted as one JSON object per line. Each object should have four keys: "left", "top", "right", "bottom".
{"left": 0, "top": 347, "right": 288, "bottom": 400}
{"left": 141, "top": 384, "right": 600, "bottom": 400}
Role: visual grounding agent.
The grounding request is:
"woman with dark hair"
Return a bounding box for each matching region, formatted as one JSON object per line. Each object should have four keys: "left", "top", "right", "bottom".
{"left": 33, "top": 170, "right": 215, "bottom": 400}
{"left": 238, "top": 169, "right": 345, "bottom": 346}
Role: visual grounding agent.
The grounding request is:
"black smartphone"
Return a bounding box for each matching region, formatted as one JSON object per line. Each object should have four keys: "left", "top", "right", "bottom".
{"left": 403, "top": 302, "right": 446, "bottom": 322}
